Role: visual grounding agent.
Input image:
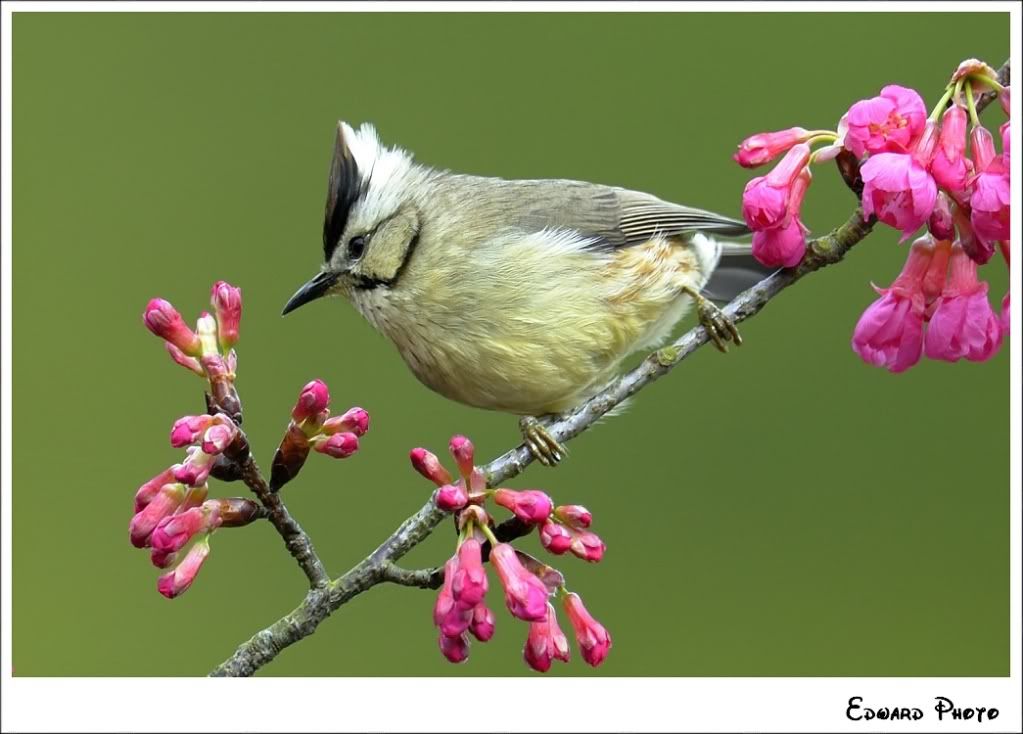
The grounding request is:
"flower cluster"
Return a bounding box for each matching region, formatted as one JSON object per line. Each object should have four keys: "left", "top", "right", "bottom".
{"left": 143, "top": 281, "right": 243, "bottom": 420}
{"left": 735, "top": 58, "right": 1011, "bottom": 372}
{"left": 411, "top": 436, "right": 611, "bottom": 672}
{"left": 269, "top": 379, "right": 370, "bottom": 490}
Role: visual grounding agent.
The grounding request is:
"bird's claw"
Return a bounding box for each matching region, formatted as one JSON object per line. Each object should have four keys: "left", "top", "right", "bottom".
{"left": 519, "top": 416, "right": 566, "bottom": 467}
{"left": 687, "top": 288, "right": 742, "bottom": 352}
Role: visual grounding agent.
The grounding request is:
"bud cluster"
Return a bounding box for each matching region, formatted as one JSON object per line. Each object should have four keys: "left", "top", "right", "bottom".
{"left": 411, "top": 434, "right": 611, "bottom": 671}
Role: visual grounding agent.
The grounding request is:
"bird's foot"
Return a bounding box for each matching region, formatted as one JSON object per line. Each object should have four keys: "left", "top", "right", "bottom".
{"left": 683, "top": 286, "right": 742, "bottom": 352}
{"left": 518, "top": 416, "right": 566, "bottom": 467}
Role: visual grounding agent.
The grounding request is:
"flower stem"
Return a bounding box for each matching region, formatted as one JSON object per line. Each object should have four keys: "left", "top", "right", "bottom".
{"left": 929, "top": 84, "right": 957, "bottom": 123}
{"left": 974, "top": 75, "right": 1007, "bottom": 93}
{"left": 965, "top": 80, "right": 980, "bottom": 127}
{"left": 480, "top": 523, "right": 500, "bottom": 547}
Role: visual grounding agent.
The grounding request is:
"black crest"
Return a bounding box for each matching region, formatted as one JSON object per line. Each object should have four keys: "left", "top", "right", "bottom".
{"left": 323, "top": 123, "right": 364, "bottom": 261}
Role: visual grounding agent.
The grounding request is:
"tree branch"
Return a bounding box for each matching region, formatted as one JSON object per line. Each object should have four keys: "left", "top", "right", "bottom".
{"left": 209, "top": 60, "right": 1008, "bottom": 676}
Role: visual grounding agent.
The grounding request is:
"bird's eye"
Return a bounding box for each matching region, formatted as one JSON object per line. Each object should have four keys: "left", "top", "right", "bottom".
{"left": 347, "top": 235, "right": 367, "bottom": 261}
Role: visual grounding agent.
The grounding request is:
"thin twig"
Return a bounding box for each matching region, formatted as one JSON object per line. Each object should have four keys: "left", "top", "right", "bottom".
{"left": 209, "top": 60, "right": 1008, "bottom": 676}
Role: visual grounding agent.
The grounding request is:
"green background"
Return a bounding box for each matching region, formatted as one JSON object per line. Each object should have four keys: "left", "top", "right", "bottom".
{"left": 12, "top": 12, "right": 1009, "bottom": 676}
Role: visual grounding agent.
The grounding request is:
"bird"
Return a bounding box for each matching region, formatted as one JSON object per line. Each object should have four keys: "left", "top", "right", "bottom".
{"left": 283, "top": 122, "right": 770, "bottom": 466}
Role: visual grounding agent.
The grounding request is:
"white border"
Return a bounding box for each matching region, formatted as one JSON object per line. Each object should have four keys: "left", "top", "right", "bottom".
{"left": 1, "top": 2, "right": 1019, "bottom": 733}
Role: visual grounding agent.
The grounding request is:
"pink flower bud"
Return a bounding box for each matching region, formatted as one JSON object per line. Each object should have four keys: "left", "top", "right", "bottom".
{"left": 733, "top": 127, "right": 810, "bottom": 168}
{"left": 920, "top": 237, "right": 953, "bottom": 304}
{"left": 143, "top": 299, "right": 201, "bottom": 355}
{"left": 451, "top": 539, "right": 488, "bottom": 608}
{"left": 491, "top": 543, "right": 549, "bottom": 622}
{"left": 931, "top": 104, "right": 971, "bottom": 193}
{"left": 448, "top": 435, "right": 476, "bottom": 479}
{"left": 860, "top": 152, "right": 937, "bottom": 242}
{"left": 434, "top": 558, "right": 473, "bottom": 637}
{"left": 539, "top": 521, "right": 573, "bottom": 554}
{"left": 170, "top": 415, "right": 214, "bottom": 448}
{"left": 562, "top": 592, "right": 612, "bottom": 667}
{"left": 569, "top": 530, "right": 607, "bottom": 563}
{"left": 130, "top": 483, "right": 186, "bottom": 547}
{"left": 150, "top": 504, "right": 221, "bottom": 554}
{"left": 971, "top": 125, "right": 998, "bottom": 173}
{"left": 165, "top": 343, "right": 205, "bottom": 376}
{"left": 927, "top": 191, "right": 955, "bottom": 242}
{"left": 493, "top": 488, "right": 553, "bottom": 524}
{"left": 1000, "top": 292, "right": 1010, "bottom": 334}
{"left": 554, "top": 505, "right": 592, "bottom": 529}
{"left": 313, "top": 432, "right": 359, "bottom": 459}
{"left": 210, "top": 280, "right": 242, "bottom": 351}
{"left": 409, "top": 448, "right": 453, "bottom": 486}
{"left": 924, "top": 244, "right": 1003, "bottom": 363}
{"left": 172, "top": 447, "right": 216, "bottom": 487}
{"left": 438, "top": 632, "right": 470, "bottom": 663}
{"left": 524, "top": 602, "right": 571, "bottom": 672}
{"left": 322, "top": 407, "right": 370, "bottom": 437}
{"left": 200, "top": 415, "right": 238, "bottom": 454}
{"left": 291, "top": 379, "right": 330, "bottom": 423}
{"left": 843, "top": 85, "right": 926, "bottom": 156}
{"left": 435, "top": 483, "right": 469, "bottom": 512}
{"left": 134, "top": 467, "right": 176, "bottom": 513}
{"left": 157, "top": 537, "right": 211, "bottom": 599}
{"left": 150, "top": 548, "right": 177, "bottom": 569}
{"left": 469, "top": 603, "right": 495, "bottom": 642}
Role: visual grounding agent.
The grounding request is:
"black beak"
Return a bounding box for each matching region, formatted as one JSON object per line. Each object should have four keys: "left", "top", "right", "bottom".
{"left": 282, "top": 270, "right": 340, "bottom": 316}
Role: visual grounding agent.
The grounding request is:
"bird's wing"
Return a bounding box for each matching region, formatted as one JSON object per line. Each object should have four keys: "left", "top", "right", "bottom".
{"left": 491, "top": 179, "right": 750, "bottom": 250}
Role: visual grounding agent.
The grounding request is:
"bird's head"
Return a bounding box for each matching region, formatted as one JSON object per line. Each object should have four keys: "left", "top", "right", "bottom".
{"left": 282, "top": 122, "right": 425, "bottom": 315}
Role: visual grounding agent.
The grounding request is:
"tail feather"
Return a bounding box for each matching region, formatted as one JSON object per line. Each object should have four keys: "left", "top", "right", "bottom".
{"left": 703, "top": 240, "right": 779, "bottom": 304}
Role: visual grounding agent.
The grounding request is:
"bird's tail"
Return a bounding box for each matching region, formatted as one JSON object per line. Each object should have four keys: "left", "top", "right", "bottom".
{"left": 702, "top": 239, "right": 778, "bottom": 304}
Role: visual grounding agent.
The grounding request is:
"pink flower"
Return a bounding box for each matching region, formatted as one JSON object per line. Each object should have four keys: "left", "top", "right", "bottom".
{"left": 924, "top": 244, "right": 1003, "bottom": 362}
{"left": 740, "top": 144, "right": 811, "bottom": 230}
{"left": 930, "top": 104, "right": 972, "bottom": 194}
{"left": 134, "top": 467, "right": 176, "bottom": 513}
{"left": 1001, "top": 121, "right": 1010, "bottom": 165}
{"left": 1001, "top": 292, "right": 1010, "bottom": 334}
{"left": 752, "top": 216, "right": 808, "bottom": 268}
{"left": 435, "top": 483, "right": 469, "bottom": 512}
{"left": 150, "top": 548, "right": 177, "bottom": 569}
{"left": 493, "top": 489, "right": 554, "bottom": 524}
{"left": 143, "top": 299, "right": 201, "bottom": 356}
{"left": 851, "top": 238, "right": 933, "bottom": 372}
{"left": 291, "top": 379, "right": 330, "bottom": 423}
{"left": 157, "top": 537, "right": 211, "bottom": 599}
{"left": 523, "top": 602, "right": 571, "bottom": 672}
{"left": 860, "top": 152, "right": 937, "bottom": 241}
{"left": 451, "top": 539, "right": 488, "bottom": 608}
{"left": 971, "top": 170, "right": 1010, "bottom": 248}
{"left": 130, "top": 483, "right": 186, "bottom": 547}
{"left": 562, "top": 592, "right": 612, "bottom": 667}
{"left": 928, "top": 191, "right": 955, "bottom": 242}
{"left": 210, "top": 281, "right": 242, "bottom": 351}
{"left": 490, "top": 543, "right": 549, "bottom": 622}
{"left": 842, "top": 85, "right": 926, "bottom": 157}
{"left": 539, "top": 521, "right": 573, "bottom": 554}
{"left": 469, "top": 603, "right": 496, "bottom": 642}
{"left": 569, "top": 530, "right": 607, "bottom": 563}
{"left": 434, "top": 557, "right": 473, "bottom": 637}
{"left": 438, "top": 632, "right": 470, "bottom": 663}
{"left": 954, "top": 203, "right": 995, "bottom": 265}
{"left": 555, "top": 505, "right": 592, "bottom": 528}
{"left": 409, "top": 448, "right": 453, "bottom": 486}
{"left": 313, "top": 432, "right": 359, "bottom": 459}
{"left": 170, "top": 415, "right": 215, "bottom": 448}
{"left": 322, "top": 407, "right": 370, "bottom": 437}
{"left": 448, "top": 435, "right": 476, "bottom": 480}
{"left": 733, "top": 127, "right": 810, "bottom": 168}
